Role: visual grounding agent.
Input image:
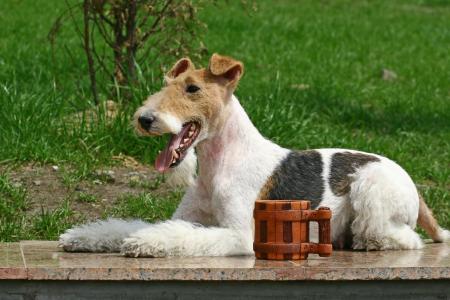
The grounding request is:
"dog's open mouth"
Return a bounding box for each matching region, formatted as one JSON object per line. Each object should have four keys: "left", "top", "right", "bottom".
{"left": 154, "top": 121, "right": 201, "bottom": 173}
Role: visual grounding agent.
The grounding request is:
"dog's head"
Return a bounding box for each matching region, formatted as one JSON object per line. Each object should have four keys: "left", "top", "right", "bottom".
{"left": 134, "top": 53, "right": 244, "bottom": 172}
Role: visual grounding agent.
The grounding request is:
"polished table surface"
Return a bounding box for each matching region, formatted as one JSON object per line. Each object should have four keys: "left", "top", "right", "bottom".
{"left": 1, "top": 240, "right": 449, "bottom": 281}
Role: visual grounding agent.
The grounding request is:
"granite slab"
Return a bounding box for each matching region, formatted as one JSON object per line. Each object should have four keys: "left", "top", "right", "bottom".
{"left": 0, "top": 240, "right": 448, "bottom": 281}
{"left": 0, "top": 242, "right": 27, "bottom": 279}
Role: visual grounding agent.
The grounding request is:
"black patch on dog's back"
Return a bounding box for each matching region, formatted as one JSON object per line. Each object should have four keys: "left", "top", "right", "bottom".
{"left": 329, "top": 151, "right": 380, "bottom": 196}
{"left": 264, "top": 150, "right": 324, "bottom": 209}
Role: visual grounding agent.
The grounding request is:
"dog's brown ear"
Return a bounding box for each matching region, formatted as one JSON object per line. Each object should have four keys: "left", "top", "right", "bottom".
{"left": 167, "top": 58, "right": 195, "bottom": 79}
{"left": 208, "top": 53, "right": 244, "bottom": 87}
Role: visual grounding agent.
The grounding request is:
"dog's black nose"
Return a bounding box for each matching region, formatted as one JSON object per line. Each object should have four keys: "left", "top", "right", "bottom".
{"left": 138, "top": 115, "right": 155, "bottom": 131}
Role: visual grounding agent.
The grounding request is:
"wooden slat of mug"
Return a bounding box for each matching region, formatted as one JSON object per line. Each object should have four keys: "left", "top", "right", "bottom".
{"left": 260, "top": 202, "right": 268, "bottom": 259}
{"left": 304, "top": 200, "right": 310, "bottom": 244}
{"left": 274, "top": 202, "right": 284, "bottom": 259}
{"left": 290, "top": 202, "right": 302, "bottom": 260}
{"left": 300, "top": 200, "right": 310, "bottom": 258}
{"left": 254, "top": 210, "right": 311, "bottom": 221}
{"left": 254, "top": 217, "right": 260, "bottom": 244}
{"left": 302, "top": 210, "right": 332, "bottom": 221}
{"left": 318, "top": 207, "right": 332, "bottom": 257}
{"left": 302, "top": 201, "right": 310, "bottom": 210}
{"left": 300, "top": 219, "right": 308, "bottom": 259}
{"left": 298, "top": 202, "right": 309, "bottom": 259}
{"left": 253, "top": 210, "right": 288, "bottom": 221}
{"left": 306, "top": 215, "right": 310, "bottom": 244}
{"left": 281, "top": 202, "right": 292, "bottom": 260}
{"left": 254, "top": 201, "right": 260, "bottom": 259}
{"left": 266, "top": 202, "right": 277, "bottom": 259}
{"left": 255, "top": 201, "right": 267, "bottom": 259}
{"left": 258, "top": 220, "right": 268, "bottom": 259}
{"left": 253, "top": 243, "right": 302, "bottom": 254}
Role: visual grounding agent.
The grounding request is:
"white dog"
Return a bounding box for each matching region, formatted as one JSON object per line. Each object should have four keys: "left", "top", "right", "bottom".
{"left": 59, "top": 54, "right": 449, "bottom": 257}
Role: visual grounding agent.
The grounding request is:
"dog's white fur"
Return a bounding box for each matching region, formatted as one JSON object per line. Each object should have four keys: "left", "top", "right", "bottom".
{"left": 60, "top": 94, "right": 449, "bottom": 257}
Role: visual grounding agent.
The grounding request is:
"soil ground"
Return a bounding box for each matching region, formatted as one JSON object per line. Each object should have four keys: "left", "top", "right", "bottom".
{"left": 0, "top": 157, "right": 174, "bottom": 222}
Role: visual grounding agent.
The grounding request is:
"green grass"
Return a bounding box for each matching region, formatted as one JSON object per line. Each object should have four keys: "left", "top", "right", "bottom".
{"left": 0, "top": 175, "right": 76, "bottom": 241}
{"left": 108, "top": 192, "right": 182, "bottom": 223}
{"left": 77, "top": 192, "right": 97, "bottom": 203}
{"left": 0, "top": 0, "right": 449, "bottom": 240}
{"left": 0, "top": 175, "right": 28, "bottom": 241}
{"left": 31, "top": 200, "right": 74, "bottom": 240}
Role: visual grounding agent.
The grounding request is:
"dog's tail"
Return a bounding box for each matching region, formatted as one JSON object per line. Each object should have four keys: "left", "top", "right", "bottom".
{"left": 417, "top": 195, "right": 449, "bottom": 242}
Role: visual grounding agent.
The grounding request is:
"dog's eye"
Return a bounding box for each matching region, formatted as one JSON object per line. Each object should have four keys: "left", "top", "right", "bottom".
{"left": 186, "top": 84, "right": 200, "bottom": 93}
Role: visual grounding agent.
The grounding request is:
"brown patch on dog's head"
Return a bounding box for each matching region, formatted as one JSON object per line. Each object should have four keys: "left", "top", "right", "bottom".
{"left": 167, "top": 57, "right": 195, "bottom": 79}
{"left": 208, "top": 53, "right": 244, "bottom": 90}
{"left": 135, "top": 53, "right": 244, "bottom": 139}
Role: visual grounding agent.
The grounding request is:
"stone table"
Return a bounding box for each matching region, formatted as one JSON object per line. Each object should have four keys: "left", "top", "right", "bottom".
{"left": 1, "top": 240, "right": 449, "bottom": 299}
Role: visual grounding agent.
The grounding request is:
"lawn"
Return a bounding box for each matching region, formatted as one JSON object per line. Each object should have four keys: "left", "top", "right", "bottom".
{"left": 0, "top": 0, "right": 449, "bottom": 241}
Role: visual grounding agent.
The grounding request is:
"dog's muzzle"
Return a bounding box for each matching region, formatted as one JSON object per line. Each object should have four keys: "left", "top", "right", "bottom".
{"left": 138, "top": 114, "right": 155, "bottom": 131}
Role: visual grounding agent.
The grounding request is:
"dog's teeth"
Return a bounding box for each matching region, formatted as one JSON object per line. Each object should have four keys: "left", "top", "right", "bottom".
{"left": 188, "top": 131, "right": 194, "bottom": 137}
{"left": 183, "top": 138, "right": 189, "bottom": 143}
{"left": 173, "top": 151, "right": 179, "bottom": 159}
{"left": 179, "top": 144, "right": 184, "bottom": 148}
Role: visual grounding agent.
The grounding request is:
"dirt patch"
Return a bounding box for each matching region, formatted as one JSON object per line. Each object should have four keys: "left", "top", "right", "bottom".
{"left": 1, "top": 157, "right": 176, "bottom": 221}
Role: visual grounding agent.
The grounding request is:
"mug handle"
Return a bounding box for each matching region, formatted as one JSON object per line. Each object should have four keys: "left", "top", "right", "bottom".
{"left": 303, "top": 207, "right": 332, "bottom": 257}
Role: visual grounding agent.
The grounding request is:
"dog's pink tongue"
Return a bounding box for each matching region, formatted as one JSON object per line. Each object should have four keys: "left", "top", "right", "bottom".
{"left": 154, "top": 140, "right": 175, "bottom": 173}
{"left": 154, "top": 126, "right": 190, "bottom": 173}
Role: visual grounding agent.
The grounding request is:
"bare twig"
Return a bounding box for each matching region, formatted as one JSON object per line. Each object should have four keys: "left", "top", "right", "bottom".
{"left": 83, "top": 0, "right": 99, "bottom": 105}
{"left": 140, "top": 0, "right": 174, "bottom": 44}
{"left": 90, "top": 24, "right": 112, "bottom": 82}
{"left": 98, "top": 12, "right": 114, "bottom": 27}
{"left": 93, "top": 14, "right": 115, "bottom": 47}
{"left": 64, "top": 0, "right": 84, "bottom": 38}
{"left": 125, "top": 0, "right": 138, "bottom": 83}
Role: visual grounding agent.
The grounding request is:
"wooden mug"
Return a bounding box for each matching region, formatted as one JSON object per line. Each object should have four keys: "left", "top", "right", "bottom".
{"left": 253, "top": 200, "right": 332, "bottom": 260}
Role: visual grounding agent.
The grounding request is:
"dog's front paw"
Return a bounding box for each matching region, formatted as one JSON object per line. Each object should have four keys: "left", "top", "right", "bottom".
{"left": 58, "top": 219, "right": 130, "bottom": 253}
{"left": 121, "top": 236, "right": 168, "bottom": 258}
{"left": 59, "top": 230, "right": 97, "bottom": 252}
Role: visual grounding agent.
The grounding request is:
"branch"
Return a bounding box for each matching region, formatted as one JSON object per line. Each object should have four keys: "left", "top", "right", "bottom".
{"left": 92, "top": 13, "right": 115, "bottom": 47}
{"left": 125, "top": 0, "right": 138, "bottom": 82}
{"left": 83, "top": 0, "right": 99, "bottom": 105}
{"left": 98, "top": 12, "right": 115, "bottom": 27}
{"left": 140, "top": 0, "right": 174, "bottom": 44}
{"left": 137, "top": 34, "right": 165, "bottom": 64}
{"left": 63, "top": 43, "right": 89, "bottom": 108}
{"left": 64, "top": 0, "right": 84, "bottom": 38}
{"left": 90, "top": 24, "right": 112, "bottom": 80}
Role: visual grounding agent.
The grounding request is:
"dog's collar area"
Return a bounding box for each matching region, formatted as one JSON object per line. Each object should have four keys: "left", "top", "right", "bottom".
{"left": 155, "top": 121, "right": 201, "bottom": 172}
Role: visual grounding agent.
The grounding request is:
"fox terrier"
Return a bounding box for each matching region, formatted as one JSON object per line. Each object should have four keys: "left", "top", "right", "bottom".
{"left": 59, "top": 53, "right": 449, "bottom": 257}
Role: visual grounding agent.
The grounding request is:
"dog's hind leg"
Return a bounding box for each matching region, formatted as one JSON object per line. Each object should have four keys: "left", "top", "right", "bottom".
{"left": 349, "top": 162, "right": 424, "bottom": 250}
{"left": 59, "top": 219, "right": 150, "bottom": 252}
